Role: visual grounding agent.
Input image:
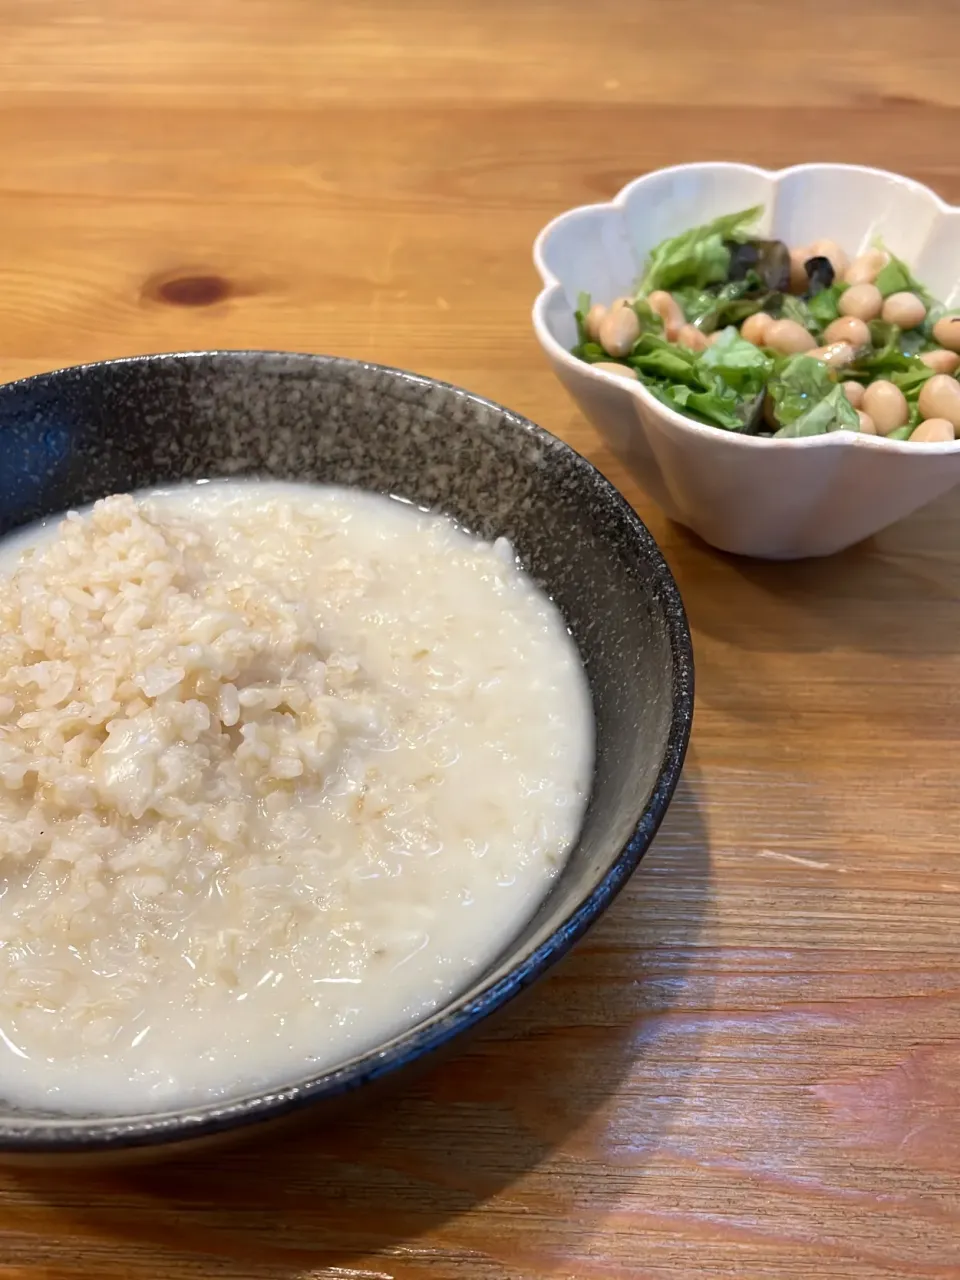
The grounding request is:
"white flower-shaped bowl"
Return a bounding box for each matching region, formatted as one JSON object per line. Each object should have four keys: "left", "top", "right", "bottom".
{"left": 533, "top": 163, "right": 960, "bottom": 559}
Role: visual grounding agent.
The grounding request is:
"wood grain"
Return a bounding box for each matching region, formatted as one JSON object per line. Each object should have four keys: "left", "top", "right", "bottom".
{"left": 0, "top": 1, "right": 959, "bottom": 1276}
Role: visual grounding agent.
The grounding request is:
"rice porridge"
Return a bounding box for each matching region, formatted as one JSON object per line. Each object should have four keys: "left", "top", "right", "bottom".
{"left": 0, "top": 481, "right": 592, "bottom": 1112}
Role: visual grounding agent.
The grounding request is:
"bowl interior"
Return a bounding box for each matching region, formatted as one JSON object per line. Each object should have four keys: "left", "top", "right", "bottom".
{"left": 538, "top": 163, "right": 960, "bottom": 348}
{"left": 0, "top": 352, "right": 691, "bottom": 1149}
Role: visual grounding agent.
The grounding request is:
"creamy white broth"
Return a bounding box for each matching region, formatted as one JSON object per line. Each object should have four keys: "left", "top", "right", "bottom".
{"left": 0, "top": 481, "right": 592, "bottom": 1112}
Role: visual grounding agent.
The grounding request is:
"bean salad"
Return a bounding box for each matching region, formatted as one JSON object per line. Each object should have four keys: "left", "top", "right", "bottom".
{"left": 573, "top": 206, "right": 960, "bottom": 442}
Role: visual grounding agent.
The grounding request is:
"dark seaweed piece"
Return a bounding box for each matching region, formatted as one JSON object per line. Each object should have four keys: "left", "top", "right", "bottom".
{"left": 725, "top": 238, "right": 791, "bottom": 291}
{"left": 803, "top": 255, "right": 835, "bottom": 295}
{"left": 724, "top": 240, "right": 759, "bottom": 279}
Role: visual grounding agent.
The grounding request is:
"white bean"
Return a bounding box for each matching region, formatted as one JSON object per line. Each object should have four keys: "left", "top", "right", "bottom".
{"left": 856, "top": 411, "right": 877, "bottom": 434}
{"left": 910, "top": 417, "right": 955, "bottom": 443}
{"left": 585, "top": 304, "right": 607, "bottom": 342}
{"left": 592, "top": 361, "right": 638, "bottom": 381}
{"left": 740, "top": 312, "right": 772, "bottom": 346}
{"left": 844, "top": 249, "right": 888, "bottom": 286}
{"left": 920, "top": 349, "right": 960, "bottom": 375}
{"left": 676, "top": 324, "right": 708, "bottom": 352}
{"left": 881, "top": 291, "right": 926, "bottom": 330}
{"left": 918, "top": 374, "right": 960, "bottom": 428}
{"left": 824, "top": 316, "right": 870, "bottom": 348}
{"left": 598, "top": 305, "right": 640, "bottom": 357}
{"left": 838, "top": 283, "right": 882, "bottom": 323}
{"left": 765, "top": 318, "right": 817, "bottom": 355}
{"left": 862, "top": 380, "right": 908, "bottom": 435}
{"left": 931, "top": 315, "right": 960, "bottom": 353}
{"left": 842, "top": 381, "right": 865, "bottom": 409}
{"left": 810, "top": 342, "right": 855, "bottom": 369}
{"left": 647, "top": 290, "right": 685, "bottom": 341}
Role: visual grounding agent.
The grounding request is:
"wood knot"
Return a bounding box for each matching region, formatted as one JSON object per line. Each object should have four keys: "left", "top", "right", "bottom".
{"left": 142, "top": 272, "right": 232, "bottom": 308}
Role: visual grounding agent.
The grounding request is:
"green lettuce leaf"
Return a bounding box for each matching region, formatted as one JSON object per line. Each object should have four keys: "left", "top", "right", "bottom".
{"left": 774, "top": 383, "right": 860, "bottom": 437}
{"left": 891, "top": 364, "right": 935, "bottom": 400}
{"left": 696, "top": 326, "right": 773, "bottom": 395}
{"left": 766, "top": 354, "right": 835, "bottom": 426}
{"left": 807, "top": 283, "right": 847, "bottom": 329}
{"left": 668, "top": 284, "right": 711, "bottom": 320}
{"left": 638, "top": 205, "right": 763, "bottom": 295}
{"left": 673, "top": 274, "right": 776, "bottom": 333}
{"left": 633, "top": 298, "right": 665, "bottom": 334}
{"left": 655, "top": 379, "right": 752, "bottom": 431}
{"left": 576, "top": 322, "right": 761, "bottom": 432}
{"left": 574, "top": 291, "right": 592, "bottom": 344}
{"left": 867, "top": 319, "right": 901, "bottom": 357}
{"left": 778, "top": 288, "right": 846, "bottom": 337}
{"left": 628, "top": 347, "right": 701, "bottom": 383}
{"left": 780, "top": 294, "right": 817, "bottom": 332}
{"left": 874, "top": 258, "right": 911, "bottom": 298}
{"left": 571, "top": 341, "right": 609, "bottom": 363}
{"left": 875, "top": 319, "right": 932, "bottom": 359}
{"left": 852, "top": 322, "right": 916, "bottom": 376}
{"left": 873, "top": 248, "right": 935, "bottom": 305}
{"left": 850, "top": 323, "right": 935, "bottom": 393}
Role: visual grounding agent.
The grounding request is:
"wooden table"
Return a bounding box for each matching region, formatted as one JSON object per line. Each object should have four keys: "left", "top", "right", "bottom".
{"left": 2, "top": 2, "right": 959, "bottom": 1276}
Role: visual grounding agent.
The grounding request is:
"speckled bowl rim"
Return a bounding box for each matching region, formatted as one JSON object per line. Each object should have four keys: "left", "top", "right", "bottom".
{"left": 0, "top": 350, "right": 693, "bottom": 1155}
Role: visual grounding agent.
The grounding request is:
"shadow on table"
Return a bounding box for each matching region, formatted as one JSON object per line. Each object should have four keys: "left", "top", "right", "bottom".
{"left": 667, "top": 492, "right": 960, "bottom": 662}
{"left": 11, "top": 768, "right": 711, "bottom": 1279}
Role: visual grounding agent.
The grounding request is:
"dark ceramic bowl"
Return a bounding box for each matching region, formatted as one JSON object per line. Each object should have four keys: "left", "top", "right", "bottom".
{"left": 0, "top": 351, "right": 692, "bottom": 1160}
